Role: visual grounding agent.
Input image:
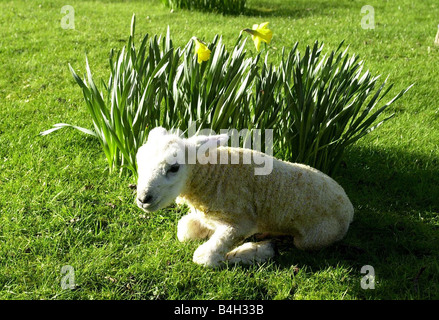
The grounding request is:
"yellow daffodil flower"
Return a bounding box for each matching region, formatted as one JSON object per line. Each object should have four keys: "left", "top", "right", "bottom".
{"left": 193, "top": 38, "right": 211, "bottom": 63}
{"left": 243, "top": 22, "right": 273, "bottom": 51}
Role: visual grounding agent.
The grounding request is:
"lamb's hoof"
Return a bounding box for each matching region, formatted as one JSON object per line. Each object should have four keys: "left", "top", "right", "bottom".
{"left": 226, "top": 241, "right": 275, "bottom": 265}
{"left": 193, "top": 246, "right": 224, "bottom": 268}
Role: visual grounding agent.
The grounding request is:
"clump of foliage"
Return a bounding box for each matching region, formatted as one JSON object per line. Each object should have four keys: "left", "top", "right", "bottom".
{"left": 41, "top": 15, "right": 411, "bottom": 177}
{"left": 161, "top": 0, "right": 247, "bottom": 15}
{"left": 273, "top": 42, "right": 412, "bottom": 174}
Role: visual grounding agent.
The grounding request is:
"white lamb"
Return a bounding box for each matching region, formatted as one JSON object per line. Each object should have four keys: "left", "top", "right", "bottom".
{"left": 136, "top": 127, "right": 354, "bottom": 268}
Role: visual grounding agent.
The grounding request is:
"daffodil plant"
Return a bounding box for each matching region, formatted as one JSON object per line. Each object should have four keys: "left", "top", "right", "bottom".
{"left": 42, "top": 15, "right": 412, "bottom": 177}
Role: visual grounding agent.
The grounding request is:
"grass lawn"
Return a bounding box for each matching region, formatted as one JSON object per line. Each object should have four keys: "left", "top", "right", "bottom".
{"left": 1, "top": 0, "right": 438, "bottom": 300}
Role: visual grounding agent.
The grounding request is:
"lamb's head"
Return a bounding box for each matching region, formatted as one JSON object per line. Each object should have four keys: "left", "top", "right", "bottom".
{"left": 136, "top": 127, "right": 228, "bottom": 212}
{"left": 136, "top": 127, "right": 188, "bottom": 212}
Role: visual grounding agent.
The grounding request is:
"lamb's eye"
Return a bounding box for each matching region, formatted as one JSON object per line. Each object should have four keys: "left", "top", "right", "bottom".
{"left": 168, "top": 164, "right": 180, "bottom": 174}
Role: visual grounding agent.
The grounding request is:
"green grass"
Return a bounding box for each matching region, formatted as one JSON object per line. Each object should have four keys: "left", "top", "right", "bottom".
{"left": 1, "top": 0, "right": 438, "bottom": 300}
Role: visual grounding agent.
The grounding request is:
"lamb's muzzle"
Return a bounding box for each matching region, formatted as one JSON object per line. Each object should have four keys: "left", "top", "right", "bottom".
{"left": 136, "top": 191, "right": 156, "bottom": 211}
{"left": 137, "top": 193, "right": 153, "bottom": 205}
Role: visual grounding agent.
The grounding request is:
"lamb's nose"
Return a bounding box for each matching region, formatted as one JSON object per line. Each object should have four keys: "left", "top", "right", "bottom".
{"left": 138, "top": 193, "right": 153, "bottom": 204}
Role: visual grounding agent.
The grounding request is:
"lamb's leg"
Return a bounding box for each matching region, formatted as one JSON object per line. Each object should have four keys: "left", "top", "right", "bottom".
{"left": 293, "top": 217, "right": 349, "bottom": 250}
{"left": 177, "top": 213, "right": 214, "bottom": 242}
{"left": 193, "top": 224, "right": 248, "bottom": 268}
{"left": 225, "top": 241, "right": 275, "bottom": 265}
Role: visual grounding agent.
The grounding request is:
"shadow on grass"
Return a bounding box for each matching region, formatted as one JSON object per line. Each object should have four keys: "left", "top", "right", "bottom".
{"left": 144, "top": 0, "right": 350, "bottom": 18}
{"left": 340, "top": 145, "right": 439, "bottom": 213}
{"left": 260, "top": 145, "right": 439, "bottom": 299}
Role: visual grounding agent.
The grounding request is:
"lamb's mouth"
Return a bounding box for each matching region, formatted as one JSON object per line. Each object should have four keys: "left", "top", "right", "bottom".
{"left": 137, "top": 198, "right": 161, "bottom": 212}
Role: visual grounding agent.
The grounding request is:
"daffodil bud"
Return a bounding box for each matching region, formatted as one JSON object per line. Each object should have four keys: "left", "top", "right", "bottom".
{"left": 193, "top": 38, "right": 211, "bottom": 63}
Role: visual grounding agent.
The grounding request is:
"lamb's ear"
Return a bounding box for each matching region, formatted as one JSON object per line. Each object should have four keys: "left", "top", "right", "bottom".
{"left": 211, "top": 134, "right": 229, "bottom": 147}
{"left": 148, "top": 127, "right": 168, "bottom": 141}
{"left": 188, "top": 134, "right": 229, "bottom": 148}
